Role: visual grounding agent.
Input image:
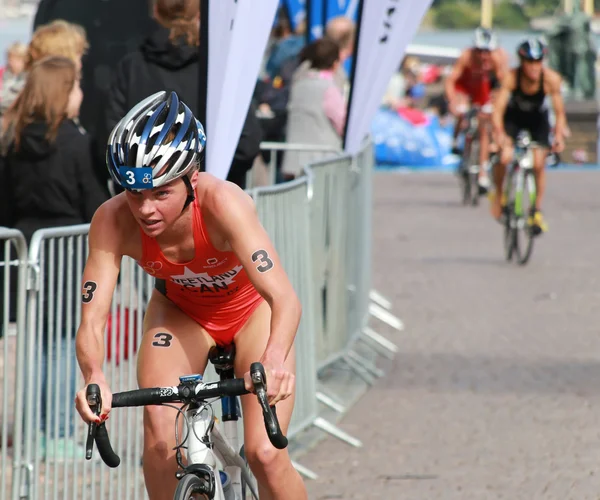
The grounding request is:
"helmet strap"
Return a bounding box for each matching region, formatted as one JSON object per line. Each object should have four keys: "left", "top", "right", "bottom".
{"left": 181, "top": 175, "right": 195, "bottom": 212}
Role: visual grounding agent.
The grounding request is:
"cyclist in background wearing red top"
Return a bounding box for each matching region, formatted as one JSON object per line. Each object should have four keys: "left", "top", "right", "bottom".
{"left": 445, "top": 27, "right": 507, "bottom": 195}
{"left": 74, "top": 91, "right": 307, "bottom": 500}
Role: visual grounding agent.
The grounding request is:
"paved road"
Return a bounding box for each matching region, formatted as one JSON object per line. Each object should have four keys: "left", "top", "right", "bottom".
{"left": 302, "top": 170, "right": 600, "bottom": 499}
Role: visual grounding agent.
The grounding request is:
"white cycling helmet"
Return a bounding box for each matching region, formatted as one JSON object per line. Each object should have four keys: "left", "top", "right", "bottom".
{"left": 473, "top": 27, "right": 497, "bottom": 51}
{"left": 106, "top": 91, "right": 206, "bottom": 190}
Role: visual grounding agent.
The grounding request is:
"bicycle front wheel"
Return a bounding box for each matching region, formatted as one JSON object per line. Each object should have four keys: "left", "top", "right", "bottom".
{"left": 174, "top": 474, "right": 210, "bottom": 500}
{"left": 467, "top": 137, "right": 480, "bottom": 206}
{"left": 503, "top": 169, "right": 516, "bottom": 261}
{"left": 514, "top": 169, "right": 536, "bottom": 265}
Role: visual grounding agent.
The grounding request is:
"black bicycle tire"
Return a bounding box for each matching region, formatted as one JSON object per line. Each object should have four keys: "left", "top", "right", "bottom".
{"left": 174, "top": 473, "right": 210, "bottom": 500}
{"left": 460, "top": 140, "right": 472, "bottom": 206}
{"left": 471, "top": 171, "right": 480, "bottom": 206}
{"left": 503, "top": 168, "right": 516, "bottom": 262}
{"left": 462, "top": 170, "right": 471, "bottom": 205}
{"left": 469, "top": 136, "right": 480, "bottom": 207}
{"left": 515, "top": 170, "right": 536, "bottom": 265}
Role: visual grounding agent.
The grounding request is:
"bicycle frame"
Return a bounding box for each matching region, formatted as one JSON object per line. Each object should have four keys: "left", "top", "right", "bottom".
{"left": 505, "top": 132, "right": 537, "bottom": 221}
{"left": 86, "top": 360, "right": 287, "bottom": 499}
{"left": 183, "top": 384, "right": 259, "bottom": 499}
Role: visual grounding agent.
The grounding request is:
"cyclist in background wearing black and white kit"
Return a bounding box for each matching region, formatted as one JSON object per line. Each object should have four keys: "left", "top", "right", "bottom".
{"left": 491, "top": 38, "right": 567, "bottom": 233}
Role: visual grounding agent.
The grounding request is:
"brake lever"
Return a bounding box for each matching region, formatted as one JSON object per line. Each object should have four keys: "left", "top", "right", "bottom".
{"left": 85, "top": 384, "right": 102, "bottom": 460}
{"left": 250, "top": 362, "right": 288, "bottom": 449}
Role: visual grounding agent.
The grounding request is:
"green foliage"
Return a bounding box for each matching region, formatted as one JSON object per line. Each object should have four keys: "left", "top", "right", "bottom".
{"left": 494, "top": 1, "right": 529, "bottom": 29}
{"left": 429, "top": 0, "right": 543, "bottom": 30}
{"left": 433, "top": 2, "right": 481, "bottom": 29}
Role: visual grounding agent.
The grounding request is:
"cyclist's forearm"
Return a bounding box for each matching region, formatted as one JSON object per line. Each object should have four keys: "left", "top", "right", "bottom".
{"left": 76, "top": 325, "right": 106, "bottom": 382}
{"left": 263, "top": 295, "right": 302, "bottom": 364}
{"left": 554, "top": 113, "right": 567, "bottom": 137}
{"left": 444, "top": 81, "right": 456, "bottom": 103}
{"left": 491, "top": 113, "right": 504, "bottom": 133}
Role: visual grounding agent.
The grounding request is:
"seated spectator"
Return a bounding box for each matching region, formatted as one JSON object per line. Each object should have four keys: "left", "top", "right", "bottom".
{"left": 382, "top": 72, "right": 407, "bottom": 110}
{"left": 282, "top": 38, "right": 346, "bottom": 180}
{"left": 403, "top": 69, "right": 427, "bottom": 109}
{"left": 0, "top": 56, "right": 108, "bottom": 457}
{"left": 0, "top": 42, "right": 27, "bottom": 120}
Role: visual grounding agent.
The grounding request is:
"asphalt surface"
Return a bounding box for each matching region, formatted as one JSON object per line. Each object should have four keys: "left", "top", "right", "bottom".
{"left": 302, "top": 170, "right": 600, "bottom": 500}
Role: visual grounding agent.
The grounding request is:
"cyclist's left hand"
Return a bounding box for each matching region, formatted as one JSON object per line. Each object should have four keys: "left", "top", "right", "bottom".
{"left": 244, "top": 358, "right": 295, "bottom": 406}
{"left": 552, "top": 135, "right": 565, "bottom": 153}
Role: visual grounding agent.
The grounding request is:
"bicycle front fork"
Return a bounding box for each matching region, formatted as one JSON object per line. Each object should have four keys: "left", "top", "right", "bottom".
{"left": 510, "top": 166, "right": 537, "bottom": 218}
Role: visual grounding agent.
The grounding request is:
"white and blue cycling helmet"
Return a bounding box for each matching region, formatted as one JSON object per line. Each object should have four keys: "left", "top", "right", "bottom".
{"left": 473, "top": 27, "right": 497, "bottom": 51}
{"left": 106, "top": 91, "right": 206, "bottom": 190}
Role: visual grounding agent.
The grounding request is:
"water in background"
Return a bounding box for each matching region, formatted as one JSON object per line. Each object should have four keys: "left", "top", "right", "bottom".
{"left": 1, "top": 17, "right": 596, "bottom": 65}
{"left": 413, "top": 30, "right": 568, "bottom": 64}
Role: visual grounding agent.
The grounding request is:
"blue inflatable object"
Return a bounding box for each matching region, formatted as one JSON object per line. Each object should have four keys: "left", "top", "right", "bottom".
{"left": 371, "top": 108, "right": 460, "bottom": 170}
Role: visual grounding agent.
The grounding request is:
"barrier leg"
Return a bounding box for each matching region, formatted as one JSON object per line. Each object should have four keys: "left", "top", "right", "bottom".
{"left": 313, "top": 417, "right": 362, "bottom": 448}
{"left": 368, "top": 303, "right": 404, "bottom": 331}
{"left": 341, "top": 353, "right": 376, "bottom": 385}
{"left": 292, "top": 460, "right": 319, "bottom": 480}
{"left": 360, "top": 326, "right": 399, "bottom": 360}
{"left": 345, "top": 351, "right": 384, "bottom": 379}
{"left": 316, "top": 391, "right": 346, "bottom": 413}
{"left": 369, "top": 290, "right": 393, "bottom": 310}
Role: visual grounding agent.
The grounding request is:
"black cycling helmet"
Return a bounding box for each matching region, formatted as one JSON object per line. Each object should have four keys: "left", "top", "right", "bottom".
{"left": 517, "top": 38, "right": 547, "bottom": 61}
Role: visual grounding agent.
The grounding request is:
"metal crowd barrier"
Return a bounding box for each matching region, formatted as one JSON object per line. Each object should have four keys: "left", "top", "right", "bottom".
{"left": 18, "top": 225, "right": 151, "bottom": 500}
{"left": 0, "top": 229, "right": 28, "bottom": 500}
{"left": 0, "top": 139, "right": 404, "bottom": 496}
{"left": 252, "top": 142, "right": 341, "bottom": 188}
{"left": 250, "top": 177, "right": 317, "bottom": 439}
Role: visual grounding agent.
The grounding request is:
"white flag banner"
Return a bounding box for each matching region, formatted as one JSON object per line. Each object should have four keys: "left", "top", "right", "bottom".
{"left": 201, "top": 0, "right": 279, "bottom": 180}
{"left": 343, "top": 0, "right": 433, "bottom": 155}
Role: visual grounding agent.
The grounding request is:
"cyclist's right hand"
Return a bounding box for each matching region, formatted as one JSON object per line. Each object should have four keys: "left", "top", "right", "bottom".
{"left": 449, "top": 100, "right": 466, "bottom": 117}
{"left": 448, "top": 100, "right": 460, "bottom": 117}
{"left": 75, "top": 377, "right": 113, "bottom": 424}
{"left": 493, "top": 127, "right": 507, "bottom": 149}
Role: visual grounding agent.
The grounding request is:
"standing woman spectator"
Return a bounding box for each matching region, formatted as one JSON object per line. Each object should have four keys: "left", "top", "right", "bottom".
{"left": 26, "top": 19, "right": 89, "bottom": 72}
{"left": 0, "top": 20, "right": 90, "bottom": 118}
{"left": 0, "top": 56, "right": 108, "bottom": 457}
{"left": 102, "top": 0, "right": 261, "bottom": 190}
{"left": 282, "top": 38, "right": 347, "bottom": 180}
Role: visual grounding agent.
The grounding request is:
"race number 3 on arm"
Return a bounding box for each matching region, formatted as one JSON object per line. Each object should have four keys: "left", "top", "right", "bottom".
{"left": 207, "top": 182, "right": 302, "bottom": 367}
{"left": 75, "top": 203, "right": 124, "bottom": 422}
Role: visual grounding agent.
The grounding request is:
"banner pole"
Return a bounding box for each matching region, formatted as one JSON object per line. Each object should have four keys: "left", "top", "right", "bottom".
{"left": 198, "top": 0, "right": 209, "bottom": 170}
{"left": 306, "top": 0, "right": 313, "bottom": 43}
{"left": 342, "top": 0, "right": 364, "bottom": 151}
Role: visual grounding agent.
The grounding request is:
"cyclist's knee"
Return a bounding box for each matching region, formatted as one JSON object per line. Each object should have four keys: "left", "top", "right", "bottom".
{"left": 500, "top": 146, "right": 513, "bottom": 166}
{"left": 533, "top": 149, "right": 547, "bottom": 172}
{"left": 143, "top": 405, "right": 174, "bottom": 447}
{"left": 245, "top": 441, "right": 289, "bottom": 479}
